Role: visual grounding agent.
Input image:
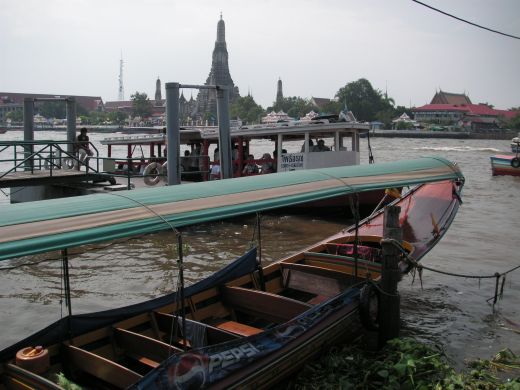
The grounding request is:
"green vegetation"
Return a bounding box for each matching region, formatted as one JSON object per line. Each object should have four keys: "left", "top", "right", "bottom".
{"left": 270, "top": 96, "right": 316, "bottom": 119}
{"left": 6, "top": 110, "right": 23, "bottom": 123}
{"left": 131, "top": 91, "right": 153, "bottom": 118}
{"left": 289, "top": 338, "right": 520, "bottom": 389}
{"left": 506, "top": 112, "right": 520, "bottom": 130}
{"left": 230, "top": 95, "right": 265, "bottom": 124}
{"left": 38, "top": 101, "right": 88, "bottom": 119}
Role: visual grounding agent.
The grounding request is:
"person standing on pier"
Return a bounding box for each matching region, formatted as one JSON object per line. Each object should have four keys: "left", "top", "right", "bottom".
{"left": 76, "top": 128, "right": 92, "bottom": 168}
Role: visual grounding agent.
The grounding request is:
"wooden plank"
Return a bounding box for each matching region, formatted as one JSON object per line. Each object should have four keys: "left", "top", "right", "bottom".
{"left": 70, "top": 327, "right": 111, "bottom": 348}
{"left": 113, "top": 327, "right": 181, "bottom": 366}
{"left": 282, "top": 263, "right": 354, "bottom": 298}
{"left": 4, "top": 363, "right": 63, "bottom": 390}
{"left": 221, "top": 286, "right": 311, "bottom": 323}
{"left": 153, "top": 311, "right": 238, "bottom": 345}
{"left": 113, "top": 312, "right": 150, "bottom": 331}
{"left": 304, "top": 259, "right": 380, "bottom": 279}
{"left": 214, "top": 321, "right": 262, "bottom": 337}
{"left": 63, "top": 344, "right": 142, "bottom": 389}
{"left": 304, "top": 251, "right": 382, "bottom": 272}
{"left": 192, "top": 301, "right": 230, "bottom": 322}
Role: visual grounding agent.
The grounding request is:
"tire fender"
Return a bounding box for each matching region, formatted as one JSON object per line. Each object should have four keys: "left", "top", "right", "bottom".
{"left": 359, "top": 283, "right": 380, "bottom": 331}
{"left": 143, "top": 162, "right": 161, "bottom": 186}
{"left": 511, "top": 157, "right": 520, "bottom": 168}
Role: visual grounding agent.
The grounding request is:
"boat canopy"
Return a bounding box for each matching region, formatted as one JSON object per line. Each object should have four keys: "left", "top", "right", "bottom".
{"left": 0, "top": 157, "right": 463, "bottom": 262}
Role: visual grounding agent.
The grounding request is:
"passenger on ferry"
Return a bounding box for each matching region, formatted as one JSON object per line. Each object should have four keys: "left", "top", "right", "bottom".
{"left": 316, "top": 139, "right": 330, "bottom": 151}
{"left": 213, "top": 146, "right": 219, "bottom": 162}
{"left": 210, "top": 164, "right": 221, "bottom": 180}
{"left": 260, "top": 153, "right": 274, "bottom": 174}
{"left": 242, "top": 155, "right": 259, "bottom": 175}
{"left": 301, "top": 139, "right": 315, "bottom": 152}
{"left": 190, "top": 143, "right": 201, "bottom": 172}
{"left": 181, "top": 150, "right": 191, "bottom": 172}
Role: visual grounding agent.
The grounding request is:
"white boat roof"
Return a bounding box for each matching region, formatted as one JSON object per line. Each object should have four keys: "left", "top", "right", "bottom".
{"left": 101, "top": 121, "right": 370, "bottom": 145}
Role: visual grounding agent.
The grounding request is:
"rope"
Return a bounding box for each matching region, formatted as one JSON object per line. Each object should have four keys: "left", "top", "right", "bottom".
{"left": 381, "top": 238, "right": 520, "bottom": 304}
{"left": 101, "top": 192, "right": 186, "bottom": 354}
{"left": 366, "top": 278, "right": 399, "bottom": 298}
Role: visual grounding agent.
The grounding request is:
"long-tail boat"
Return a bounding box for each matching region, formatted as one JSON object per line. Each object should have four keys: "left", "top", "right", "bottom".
{"left": 0, "top": 157, "right": 464, "bottom": 389}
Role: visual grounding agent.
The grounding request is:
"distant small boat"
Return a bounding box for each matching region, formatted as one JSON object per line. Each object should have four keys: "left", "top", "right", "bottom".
{"left": 511, "top": 136, "right": 520, "bottom": 153}
{"left": 490, "top": 154, "right": 520, "bottom": 176}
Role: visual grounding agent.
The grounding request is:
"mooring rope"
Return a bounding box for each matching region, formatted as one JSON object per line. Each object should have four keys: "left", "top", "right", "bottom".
{"left": 381, "top": 238, "right": 520, "bottom": 304}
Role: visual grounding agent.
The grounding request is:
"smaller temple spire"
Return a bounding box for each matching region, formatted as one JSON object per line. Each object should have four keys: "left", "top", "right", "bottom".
{"left": 276, "top": 77, "right": 283, "bottom": 103}
{"left": 155, "top": 76, "right": 162, "bottom": 105}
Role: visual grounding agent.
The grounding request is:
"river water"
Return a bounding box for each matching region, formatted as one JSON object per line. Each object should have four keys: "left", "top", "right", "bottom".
{"left": 0, "top": 130, "right": 518, "bottom": 368}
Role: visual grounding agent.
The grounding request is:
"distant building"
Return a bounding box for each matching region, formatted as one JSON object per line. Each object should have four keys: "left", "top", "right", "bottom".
{"left": 310, "top": 97, "right": 332, "bottom": 111}
{"left": 413, "top": 101, "right": 519, "bottom": 131}
{"left": 0, "top": 92, "right": 103, "bottom": 122}
{"left": 194, "top": 14, "right": 240, "bottom": 121}
{"left": 430, "top": 90, "right": 472, "bottom": 105}
{"left": 261, "top": 110, "right": 292, "bottom": 124}
{"left": 392, "top": 112, "right": 418, "bottom": 129}
{"left": 105, "top": 15, "right": 239, "bottom": 125}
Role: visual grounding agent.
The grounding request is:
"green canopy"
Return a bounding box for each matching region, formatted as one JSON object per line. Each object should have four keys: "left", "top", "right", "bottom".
{"left": 0, "top": 157, "right": 463, "bottom": 261}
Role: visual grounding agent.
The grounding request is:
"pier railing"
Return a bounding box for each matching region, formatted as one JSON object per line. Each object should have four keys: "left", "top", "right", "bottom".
{"left": 0, "top": 140, "right": 100, "bottom": 180}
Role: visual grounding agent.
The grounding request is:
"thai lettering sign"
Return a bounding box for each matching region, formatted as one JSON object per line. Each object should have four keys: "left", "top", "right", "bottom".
{"left": 280, "top": 153, "right": 305, "bottom": 171}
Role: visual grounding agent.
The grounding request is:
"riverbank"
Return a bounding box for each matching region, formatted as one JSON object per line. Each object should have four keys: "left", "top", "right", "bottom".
{"left": 289, "top": 337, "right": 520, "bottom": 389}
{"left": 368, "top": 129, "right": 517, "bottom": 140}
{"left": 4, "top": 126, "right": 517, "bottom": 140}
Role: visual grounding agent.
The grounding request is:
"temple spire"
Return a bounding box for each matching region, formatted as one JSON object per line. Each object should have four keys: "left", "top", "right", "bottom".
{"left": 155, "top": 76, "right": 162, "bottom": 105}
{"left": 217, "top": 13, "right": 225, "bottom": 43}
{"left": 276, "top": 77, "right": 283, "bottom": 103}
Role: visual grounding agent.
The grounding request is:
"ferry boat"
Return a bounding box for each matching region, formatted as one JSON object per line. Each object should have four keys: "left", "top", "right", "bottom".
{"left": 100, "top": 119, "right": 374, "bottom": 185}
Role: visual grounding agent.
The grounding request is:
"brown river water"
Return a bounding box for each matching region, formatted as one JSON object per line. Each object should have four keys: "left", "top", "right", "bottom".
{"left": 0, "top": 130, "right": 519, "bottom": 369}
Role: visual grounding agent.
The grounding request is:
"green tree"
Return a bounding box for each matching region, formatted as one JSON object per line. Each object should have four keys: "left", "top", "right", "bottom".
{"left": 6, "top": 110, "right": 24, "bottom": 123}
{"left": 108, "top": 111, "right": 128, "bottom": 126}
{"left": 229, "top": 95, "right": 265, "bottom": 124}
{"left": 131, "top": 92, "right": 153, "bottom": 118}
{"left": 87, "top": 110, "right": 109, "bottom": 125}
{"left": 321, "top": 100, "right": 342, "bottom": 115}
{"left": 39, "top": 101, "right": 66, "bottom": 119}
{"left": 335, "top": 78, "right": 392, "bottom": 122}
{"left": 271, "top": 97, "right": 314, "bottom": 119}
{"left": 506, "top": 112, "right": 520, "bottom": 130}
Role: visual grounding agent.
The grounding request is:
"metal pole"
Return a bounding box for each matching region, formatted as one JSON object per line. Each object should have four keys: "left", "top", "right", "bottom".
{"left": 216, "top": 86, "right": 232, "bottom": 179}
{"left": 23, "top": 98, "right": 34, "bottom": 171}
{"left": 165, "top": 82, "right": 181, "bottom": 185}
{"left": 177, "top": 233, "right": 186, "bottom": 350}
{"left": 61, "top": 249, "right": 73, "bottom": 318}
{"left": 379, "top": 205, "right": 402, "bottom": 346}
{"left": 66, "top": 97, "right": 76, "bottom": 155}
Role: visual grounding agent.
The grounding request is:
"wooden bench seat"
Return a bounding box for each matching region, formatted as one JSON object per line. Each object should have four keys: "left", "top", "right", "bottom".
{"left": 63, "top": 344, "right": 142, "bottom": 389}
{"left": 281, "top": 262, "right": 355, "bottom": 298}
{"left": 213, "top": 320, "right": 263, "bottom": 337}
{"left": 113, "top": 327, "right": 181, "bottom": 368}
{"left": 153, "top": 311, "right": 239, "bottom": 346}
{"left": 221, "top": 285, "right": 311, "bottom": 324}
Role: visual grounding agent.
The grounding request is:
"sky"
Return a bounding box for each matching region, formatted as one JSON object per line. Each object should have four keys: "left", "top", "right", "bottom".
{"left": 1, "top": 0, "right": 519, "bottom": 110}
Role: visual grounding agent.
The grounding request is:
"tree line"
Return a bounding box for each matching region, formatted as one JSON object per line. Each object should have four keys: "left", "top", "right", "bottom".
{"left": 6, "top": 79, "right": 519, "bottom": 129}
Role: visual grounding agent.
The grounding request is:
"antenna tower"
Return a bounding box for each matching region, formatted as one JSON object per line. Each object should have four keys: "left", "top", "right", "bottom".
{"left": 118, "top": 52, "right": 124, "bottom": 101}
